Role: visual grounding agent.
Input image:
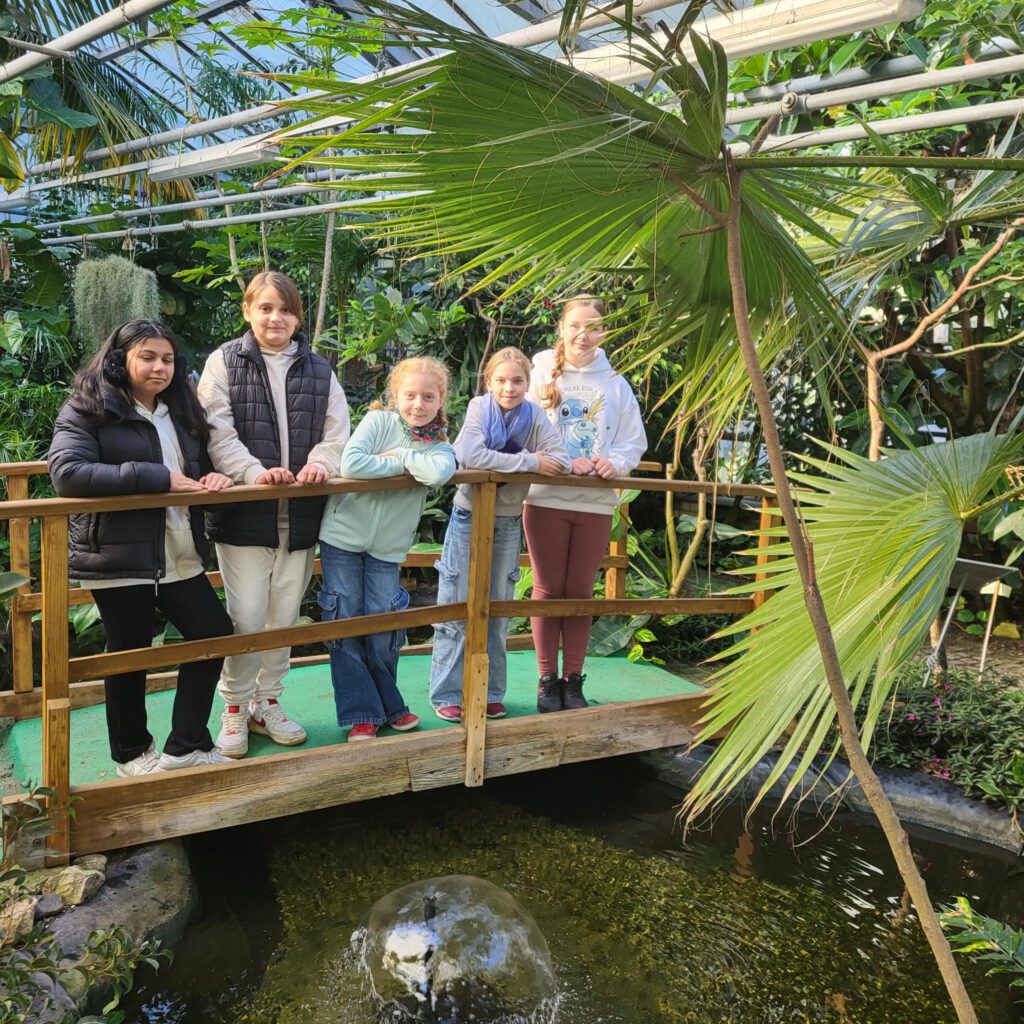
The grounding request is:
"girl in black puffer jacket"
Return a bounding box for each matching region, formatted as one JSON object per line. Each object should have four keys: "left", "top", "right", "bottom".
{"left": 48, "top": 320, "right": 236, "bottom": 778}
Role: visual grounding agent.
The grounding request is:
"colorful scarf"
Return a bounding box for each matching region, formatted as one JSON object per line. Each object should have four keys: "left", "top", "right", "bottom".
{"left": 482, "top": 394, "right": 532, "bottom": 454}
{"left": 405, "top": 414, "right": 446, "bottom": 443}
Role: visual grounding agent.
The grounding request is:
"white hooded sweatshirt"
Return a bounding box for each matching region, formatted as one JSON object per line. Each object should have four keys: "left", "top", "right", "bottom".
{"left": 525, "top": 347, "right": 647, "bottom": 516}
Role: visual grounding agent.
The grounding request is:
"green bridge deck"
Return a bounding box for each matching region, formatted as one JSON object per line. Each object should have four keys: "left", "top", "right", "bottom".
{"left": 2, "top": 652, "right": 701, "bottom": 789}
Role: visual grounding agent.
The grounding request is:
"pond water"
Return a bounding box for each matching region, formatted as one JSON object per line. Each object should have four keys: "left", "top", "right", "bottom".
{"left": 120, "top": 755, "right": 1023, "bottom": 1024}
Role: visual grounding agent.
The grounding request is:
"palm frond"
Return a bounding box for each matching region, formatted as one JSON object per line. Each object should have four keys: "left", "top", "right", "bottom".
{"left": 683, "top": 426, "right": 1024, "bottom": 822}
{"left": 265, "top": 3, "right": 859, "bottom": 433}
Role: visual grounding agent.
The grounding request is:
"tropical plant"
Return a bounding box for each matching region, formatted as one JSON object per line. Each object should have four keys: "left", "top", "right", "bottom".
{"left": 258, "top": 7, "right": 1024, "bottom": 1020}
{"left": 942, "top": 898, "right": 1024, "bottom": 997}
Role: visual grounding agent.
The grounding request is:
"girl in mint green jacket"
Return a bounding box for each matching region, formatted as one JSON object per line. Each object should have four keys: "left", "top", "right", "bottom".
{"left": 318, "top": 357, "right": 457, "bottom": 741}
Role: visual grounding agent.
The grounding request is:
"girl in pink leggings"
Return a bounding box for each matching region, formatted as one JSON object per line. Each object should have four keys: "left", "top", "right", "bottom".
{"left": 524, "top": 296, "right": 647, "bottom": 712}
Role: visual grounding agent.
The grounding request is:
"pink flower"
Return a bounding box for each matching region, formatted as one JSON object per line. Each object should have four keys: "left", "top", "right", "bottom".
{"left": 934, "top": 697, "right": 943, "bottom": 707}
{"left": 907, "top": 713, "right": 917, "bottom": 721}
{"left": 942, "top": 771, "right": 951, "bottom": 779}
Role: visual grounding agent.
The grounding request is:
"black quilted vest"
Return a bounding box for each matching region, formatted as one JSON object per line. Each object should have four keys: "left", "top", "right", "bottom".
{"left": 206, "top": 330, "right": 332, "bottom": 550}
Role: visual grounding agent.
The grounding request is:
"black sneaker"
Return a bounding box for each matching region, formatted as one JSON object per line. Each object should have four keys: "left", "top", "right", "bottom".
{"left": 562, "top": 672, "right": 588, "bottom": 710}
{"left": 537, "top": 673, "right": 563, "bottom": 713}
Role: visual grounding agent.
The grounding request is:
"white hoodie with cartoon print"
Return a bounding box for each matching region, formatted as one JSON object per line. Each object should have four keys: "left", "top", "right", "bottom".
{"left": 525, "top": 347, "right": 647, "bottom": 515}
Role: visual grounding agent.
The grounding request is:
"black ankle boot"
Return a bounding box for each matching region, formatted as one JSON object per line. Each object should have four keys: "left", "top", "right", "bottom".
{"left": 562, "top": 672, "right": 588, "bottom": 710}
{"left": 537, "top": 673, "right": 563, "bottom": 713}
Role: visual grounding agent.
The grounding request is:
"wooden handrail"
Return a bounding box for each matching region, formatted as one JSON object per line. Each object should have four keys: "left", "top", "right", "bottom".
{"left": 0, "top": 462, "right": 781, "bottom": 860}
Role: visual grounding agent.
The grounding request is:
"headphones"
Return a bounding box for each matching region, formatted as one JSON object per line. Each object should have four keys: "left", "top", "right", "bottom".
{"left": 100, "top": 325, "right": 187, "bottom": 392}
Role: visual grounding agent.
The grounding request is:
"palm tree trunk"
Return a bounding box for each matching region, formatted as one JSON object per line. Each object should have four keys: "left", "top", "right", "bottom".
{"left": 721, "top": 149, "right": 980, "bottom": 1024}
{"left": 313, "top": 211, "right": 336, "bottom": 352}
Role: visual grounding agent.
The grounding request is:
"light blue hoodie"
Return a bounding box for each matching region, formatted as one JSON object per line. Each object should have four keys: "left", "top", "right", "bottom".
{"left": 319, "top": 409, "right": 456, "bottom": 564}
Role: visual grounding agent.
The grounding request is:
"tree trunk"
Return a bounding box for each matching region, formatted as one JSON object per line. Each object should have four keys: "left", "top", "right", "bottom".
{"left": 313, "top": 211, "right": 336, "bottom": 352}
{"left": 721, "top": 150, "right": 979, "bottom": 1024}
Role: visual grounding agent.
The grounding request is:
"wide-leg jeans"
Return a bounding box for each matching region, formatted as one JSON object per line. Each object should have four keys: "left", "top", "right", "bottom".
{"left": 428, "top": 507, "right": 523, "bottom": 708}
{"left": 318, "top": 542, "right": 411, "bottom": 727}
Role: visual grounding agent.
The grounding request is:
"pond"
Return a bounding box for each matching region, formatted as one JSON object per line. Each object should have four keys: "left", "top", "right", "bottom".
{"left": 120, "top": 755, "right": 1023, "bottom": 1024}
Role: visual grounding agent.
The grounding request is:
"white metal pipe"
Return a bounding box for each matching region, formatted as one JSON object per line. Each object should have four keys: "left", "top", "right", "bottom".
{"left": 725, "top": 52, "right": 1024, "bottom": 124}
{"left": 735, "top": 96, "right": 1024, "bottom": 153}
{"left": 0, "top": 0, "right": 181, "bottom": 85}
{"left": 23, "top": 0, "right": 685, "bottom": 178}
{"left": 45, "top": 181, "right": 331, "bottom": 228}
{"left": 42, "top": 192, "right": 421, "bottom": 245}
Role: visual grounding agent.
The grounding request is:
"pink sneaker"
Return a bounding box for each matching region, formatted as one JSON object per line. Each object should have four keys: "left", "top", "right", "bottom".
{"left": 388, "top": 712, "right": 420, "bottom": 732}
{"left": 434, "top": 705, "right": 462, "bottom": 722}
{"left": 348, "top": 724, "right": 378, "bottom": 741}
{"left": 485, "top": 702, "right": 507, "bottom": 719}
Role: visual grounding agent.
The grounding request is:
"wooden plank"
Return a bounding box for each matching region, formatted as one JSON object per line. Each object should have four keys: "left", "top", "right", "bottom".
{"left": 0, "top": 460, "right": 48, "bottom": 477}
{"left": 464, "top": 653, "right": 488, "bottom": 787}
{"left": 605, "top": 501, "right": 629, "bottom": 600}
{"left": 7, "top": 475, "right": 34, "bottom": 694}
{"left": 461, "top": 481, "right": 497, "bottom": 788}
{"left": 491, "top": 598, "right": 755, "bottom": 617}
{"left": 40, "top": 516, "right": 70, "bottom": 863}
{"left": 68, "top": 602, "right": 469, "bottom": 682}
{"left": 65, "top": 691, "right": 710, "bottom": 854}
{"left": 752, "top": 497, "right": 781, "bottom": 610}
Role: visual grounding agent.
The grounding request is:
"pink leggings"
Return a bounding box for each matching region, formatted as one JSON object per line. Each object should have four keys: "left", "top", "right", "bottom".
{"left": 523, "top": 503, "right": 613, "bottom": 677}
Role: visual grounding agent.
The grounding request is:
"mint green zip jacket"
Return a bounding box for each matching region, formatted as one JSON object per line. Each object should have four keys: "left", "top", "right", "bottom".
{"left": 319, "top": 409, "right": 456, "bottom": 564}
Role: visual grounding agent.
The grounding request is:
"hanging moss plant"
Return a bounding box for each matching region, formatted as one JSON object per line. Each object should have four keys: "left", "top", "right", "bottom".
{"left": 72, "top": 256, "right": 161, "bottom": 353}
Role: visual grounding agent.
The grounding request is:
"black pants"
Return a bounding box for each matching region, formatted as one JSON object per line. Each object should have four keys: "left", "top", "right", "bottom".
{"left": 92, "top": 574, "right": 234, "bottom": 763}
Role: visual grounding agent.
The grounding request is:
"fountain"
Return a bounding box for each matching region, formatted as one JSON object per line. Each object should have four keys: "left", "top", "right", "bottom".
{"left": 358, "top": 875, "right": 557, "bottom": 1022}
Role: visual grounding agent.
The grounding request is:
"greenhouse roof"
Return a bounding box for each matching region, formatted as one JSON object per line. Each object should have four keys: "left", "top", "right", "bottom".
{"left": 3, "top": 0, "right": 1023, "bottom": 237}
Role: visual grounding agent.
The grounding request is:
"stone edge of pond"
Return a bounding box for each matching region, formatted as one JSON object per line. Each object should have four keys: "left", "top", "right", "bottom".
{"left": 641, "top": 744, "right": 1024, "bottom": 856}
{"left": 38, "top": 839, "right": 197, "bottom": 1022}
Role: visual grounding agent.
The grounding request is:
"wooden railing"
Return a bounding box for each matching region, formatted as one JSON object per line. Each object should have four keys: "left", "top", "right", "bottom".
{"left": 0, "top": 461, "right": 777, "bottom": 860}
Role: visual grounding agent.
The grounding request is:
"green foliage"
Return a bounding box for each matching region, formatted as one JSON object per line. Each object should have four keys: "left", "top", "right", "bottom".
{"left": 942, "top": 897, "right": 1024, "bottom": 997}
{"left": 685, "top": 426, "right": 1024, "bottom": 820}
{"left": 0, "top": 786, "right": 171, "bottom": 1024}
{"left": 72, "top": 257, "right": 161, "bottom": 354}
{"left": 863, "top": 662, "right": 1024, "bottom": 818}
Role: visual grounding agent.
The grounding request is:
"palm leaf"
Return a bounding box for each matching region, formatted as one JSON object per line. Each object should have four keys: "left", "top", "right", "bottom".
{"left": 265, "top": 3, "right": 858, "bottom": 435}
{"left": 683, "top": 425, "right": 1024, "bottom": 822}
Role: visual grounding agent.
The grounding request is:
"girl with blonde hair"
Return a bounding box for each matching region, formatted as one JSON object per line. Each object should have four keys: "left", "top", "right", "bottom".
{"left": 429, "top": 346, "right": 569, "bottom": 721}
{"left": 318, "top": 356, "right": 457, "bottom": 740}
{"left": 525, "top": 297, "right": 647, "bottom": 712}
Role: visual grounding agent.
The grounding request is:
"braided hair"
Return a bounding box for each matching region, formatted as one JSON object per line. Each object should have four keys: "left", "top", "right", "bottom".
{"left": 535, "top": 296, "right": 606, "bottom": 411}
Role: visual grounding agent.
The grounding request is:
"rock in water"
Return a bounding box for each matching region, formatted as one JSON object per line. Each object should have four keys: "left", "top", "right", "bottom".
{"left": 360, "top": 875, "right": 556, "bottom": 1022}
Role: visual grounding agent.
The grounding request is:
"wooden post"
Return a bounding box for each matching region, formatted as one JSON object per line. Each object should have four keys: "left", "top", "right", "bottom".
{"left": 7, "top": 474, "right": 34, "bottom": 693}
{"left": 605, "top": 501, "right": 629, "bottom": 600}
{"left": 461, "top": 480, "right": 497, "bottom": 788}
{"left": 40, "top": 515, "right": 71, "bottom": 862}
{"left": 752, "top": 497, "right": 779, "bottom": 610}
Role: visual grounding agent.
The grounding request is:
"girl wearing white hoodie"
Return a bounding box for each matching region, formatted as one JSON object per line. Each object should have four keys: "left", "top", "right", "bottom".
{"left": 524, "top": 297, "right": 647, "bottom": 713}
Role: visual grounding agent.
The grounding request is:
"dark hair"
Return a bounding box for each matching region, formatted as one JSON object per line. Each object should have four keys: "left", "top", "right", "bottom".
{"left": 69, "top": 319, "right": 210, "bottom": 440}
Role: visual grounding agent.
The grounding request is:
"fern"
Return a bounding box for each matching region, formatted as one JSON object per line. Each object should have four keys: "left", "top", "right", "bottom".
{"left": 72, "top": 256, "right": 161, "bottom": 354}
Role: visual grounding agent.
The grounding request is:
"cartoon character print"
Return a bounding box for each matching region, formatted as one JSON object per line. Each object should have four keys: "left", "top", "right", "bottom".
{"left": 556, "top": 393, "right": 604, "bottom": 460}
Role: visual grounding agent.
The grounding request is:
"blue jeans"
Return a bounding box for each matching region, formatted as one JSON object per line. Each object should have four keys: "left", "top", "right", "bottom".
{"left": 428, "top": 506, "right": 523, "bottom": 708}
{"left": 318, "top": 543, "right": 411, "bottom": 727}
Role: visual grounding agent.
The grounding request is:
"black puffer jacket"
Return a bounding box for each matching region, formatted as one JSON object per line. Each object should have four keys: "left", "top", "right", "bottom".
{"left": 48, "top": 392, "right": 212, "bottom": 581}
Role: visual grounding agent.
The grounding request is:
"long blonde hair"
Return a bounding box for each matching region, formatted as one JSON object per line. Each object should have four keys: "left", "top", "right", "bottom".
{"left": 535, "top": 296, "right": 606, "bottom": 410}
{"left": 372, "top": 355, "right": 452, "bottom": 439}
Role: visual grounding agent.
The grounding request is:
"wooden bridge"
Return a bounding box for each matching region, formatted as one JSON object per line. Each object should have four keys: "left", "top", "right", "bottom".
{"left": 0, "top": 463, "right": 777, "bottom": 859}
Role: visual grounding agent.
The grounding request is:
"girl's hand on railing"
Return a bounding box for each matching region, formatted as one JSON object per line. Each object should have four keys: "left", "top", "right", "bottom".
{"left": 571, "top": 457, "right": 595, "bottom": 476}
{"left": 169, "top": 472, "right": 205, "bottom": 493}
{"left": 254, "top": 467, "right": 296, "bottom": 486}
{"left": 535, "top": 452, "right": 562, "bottom": 477}
{"left": 295, "top": 462, "right": 329, "bottom": 485}
{"left": 591, "top": 457, "right": 617, "bottom": 480}
{"left": 199, "top": 473, "right": 234, "bottom": 492}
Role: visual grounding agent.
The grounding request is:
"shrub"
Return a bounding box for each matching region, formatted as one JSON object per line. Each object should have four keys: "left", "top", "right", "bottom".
{"left": 865, "top": 662, "right": 1024, "bottom": 819}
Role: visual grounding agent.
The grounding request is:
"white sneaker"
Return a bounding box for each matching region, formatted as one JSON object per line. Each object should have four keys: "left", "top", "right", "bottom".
{"left": 115, "top": 743, "right": 161, "bottom": 778}
{"left": 248, "top": 699, "right": 307, "bottom": 746}
{"left": 216, "top": 705, "right": 251, "bottom": 758}
{"left": 157, "top": 748, "right": 232, "bottom": 771}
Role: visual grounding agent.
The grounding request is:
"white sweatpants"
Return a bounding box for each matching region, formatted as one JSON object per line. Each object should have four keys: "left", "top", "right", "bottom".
{"left": 215, "top": 541, "right": 316, "bottom": 706}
